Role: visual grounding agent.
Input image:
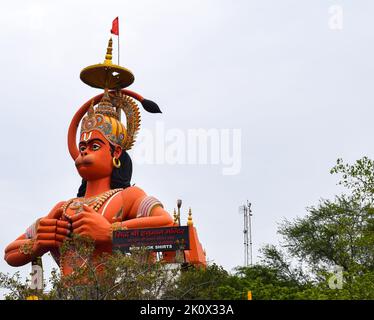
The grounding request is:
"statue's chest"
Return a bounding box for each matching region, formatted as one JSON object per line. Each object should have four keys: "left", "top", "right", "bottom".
{"left": 63, "top": 191, "right": 124, "bottom": 223}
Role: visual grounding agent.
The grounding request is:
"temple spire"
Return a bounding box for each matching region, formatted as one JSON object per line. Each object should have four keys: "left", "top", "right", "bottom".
{"left": 187, "top": 207, "right": 193, "bottom": 226}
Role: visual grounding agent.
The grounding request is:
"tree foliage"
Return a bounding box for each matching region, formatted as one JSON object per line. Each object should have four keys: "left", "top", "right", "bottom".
{"left": 262, "top": 157, "right": 374, "bottom": 299}
{"left": 1, "top": 235, "right": 179, "bottom": 300}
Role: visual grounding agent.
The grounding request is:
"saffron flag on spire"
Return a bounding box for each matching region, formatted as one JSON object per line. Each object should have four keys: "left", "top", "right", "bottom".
{"left": 111, "top": 17, "right": 119, "bottom": 35}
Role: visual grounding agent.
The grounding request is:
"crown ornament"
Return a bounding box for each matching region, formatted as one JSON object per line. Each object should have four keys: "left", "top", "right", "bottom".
{"left": 80, "top": 88, "right": 141, "bottom": 150}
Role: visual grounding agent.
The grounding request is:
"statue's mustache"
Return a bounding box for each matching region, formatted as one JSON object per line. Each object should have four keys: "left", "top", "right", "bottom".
{"left": 75, "top": 155, "right": 94, "bottom": 168}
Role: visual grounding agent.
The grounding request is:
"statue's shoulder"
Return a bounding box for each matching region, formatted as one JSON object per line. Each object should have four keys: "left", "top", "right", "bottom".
{"left": 120, "top": 186, "right": 147, "bottom": 201}
{"left": 120, "top": 186, "right": 147, "bottom": 219}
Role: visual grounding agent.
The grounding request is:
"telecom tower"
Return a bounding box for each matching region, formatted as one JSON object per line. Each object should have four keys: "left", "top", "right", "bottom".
{"left": 239, "top": 201, "right": 253, "bottom": 267}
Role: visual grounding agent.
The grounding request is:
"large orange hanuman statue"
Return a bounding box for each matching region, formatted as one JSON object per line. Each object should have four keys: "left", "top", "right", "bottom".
{"left": 3, "top": 38, "right": 191, "bottom": 275}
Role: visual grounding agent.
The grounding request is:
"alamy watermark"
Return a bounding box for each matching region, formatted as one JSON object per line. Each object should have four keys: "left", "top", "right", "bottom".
{"left": 131, "top": 121, "right": 242, "bottom": 176}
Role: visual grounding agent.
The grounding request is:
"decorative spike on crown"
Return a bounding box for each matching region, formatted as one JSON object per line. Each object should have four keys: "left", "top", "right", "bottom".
{"left": 87, "top": 100, "right": 95, "bottom": 117}
{"left": 95, "top": 89, "right": 119, "bottom": 120}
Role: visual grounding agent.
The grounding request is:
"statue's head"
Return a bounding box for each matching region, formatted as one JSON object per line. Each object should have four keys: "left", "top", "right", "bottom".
{"left": 73, "top": 89, "right": 140, "bottom": 196}
{"left": 75, "top": 130, "right": 122, "bottom": 181}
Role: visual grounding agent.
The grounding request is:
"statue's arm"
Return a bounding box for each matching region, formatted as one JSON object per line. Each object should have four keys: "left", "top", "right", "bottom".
{"left": 4, "top": 201, "right": 69, "bottom": 267}
{"left": 118, "top": 186, "right": 174, "bottom": 229}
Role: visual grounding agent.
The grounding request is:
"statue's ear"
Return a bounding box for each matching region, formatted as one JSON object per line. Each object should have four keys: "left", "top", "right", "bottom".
{"left": 113, "top": 145, "right": 122, "bottom": 159}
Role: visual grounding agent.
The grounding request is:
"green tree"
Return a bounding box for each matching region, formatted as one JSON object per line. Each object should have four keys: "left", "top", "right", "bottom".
{"left": 162, "top": 263, "right": 231, "bottom": 299}
{"left": 1, "top": 235, "right": 179, "bottom": 300}
{"left": 262, "top": 157, "right": 374, "bottom": 299}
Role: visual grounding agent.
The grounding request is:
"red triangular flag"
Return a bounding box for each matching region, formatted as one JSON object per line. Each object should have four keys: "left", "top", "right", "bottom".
{"left": 111, "top": 17, "right": 119, "bottom": 35}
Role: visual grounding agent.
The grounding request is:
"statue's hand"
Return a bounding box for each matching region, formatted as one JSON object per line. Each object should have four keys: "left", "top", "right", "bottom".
{"left": 71, "top": 204, "right": 111, "bottom": 247}
{"left": 35, "top": 210, "right": 71, "bottom": 255}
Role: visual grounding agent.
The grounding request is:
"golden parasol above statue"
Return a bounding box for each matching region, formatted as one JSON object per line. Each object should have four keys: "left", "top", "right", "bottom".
{"left": 80, "top": 38, "right": 134, "bottom": 90}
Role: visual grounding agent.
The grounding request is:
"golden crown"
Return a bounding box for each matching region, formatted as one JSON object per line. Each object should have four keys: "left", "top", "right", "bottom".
{"left": 80, "top": 89, "right": 141, "bottom": 150}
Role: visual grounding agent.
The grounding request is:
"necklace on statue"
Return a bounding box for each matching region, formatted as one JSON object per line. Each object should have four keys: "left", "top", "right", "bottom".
{"left": 62, "top": 188, "right": 123, "bottom": 220}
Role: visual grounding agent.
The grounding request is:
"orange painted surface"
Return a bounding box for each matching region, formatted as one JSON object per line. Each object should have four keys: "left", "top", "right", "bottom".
{"left": 184, "top": 225, "right": 207, "bottom": 267}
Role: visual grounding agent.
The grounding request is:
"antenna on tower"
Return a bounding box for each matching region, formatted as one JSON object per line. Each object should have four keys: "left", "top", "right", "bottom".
{"left": 239, "top": 201, "right": 253, "bottom": 267}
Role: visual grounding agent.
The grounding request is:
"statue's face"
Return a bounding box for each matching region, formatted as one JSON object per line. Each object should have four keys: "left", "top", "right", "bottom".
{"left": 75, "top": 130, "right": 122, "bottom": 181}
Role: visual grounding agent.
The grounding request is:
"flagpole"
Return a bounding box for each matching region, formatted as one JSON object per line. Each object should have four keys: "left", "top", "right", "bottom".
{"left": 117, "top": 17, "right": 120, "bottom": 65}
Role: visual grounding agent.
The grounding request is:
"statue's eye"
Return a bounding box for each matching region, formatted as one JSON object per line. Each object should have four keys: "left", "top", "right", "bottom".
{"left": 92, "top": 143, "right": 101, "bottom": 151}
{"left": 79, "top": 145, "right": 86, "bottom": 152}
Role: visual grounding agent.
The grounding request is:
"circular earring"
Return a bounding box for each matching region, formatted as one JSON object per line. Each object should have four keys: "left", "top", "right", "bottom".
{"left": 113, "top": 157, "right": 121, "bottom": 168}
